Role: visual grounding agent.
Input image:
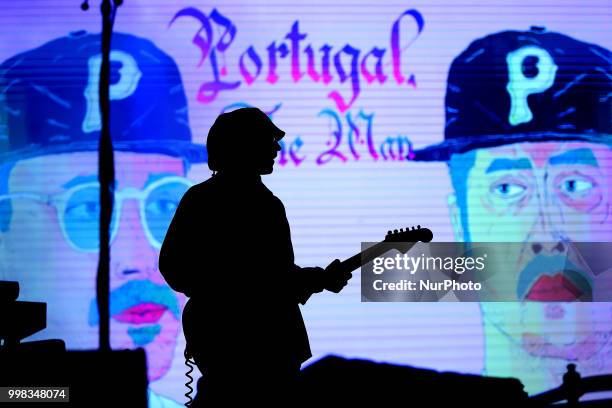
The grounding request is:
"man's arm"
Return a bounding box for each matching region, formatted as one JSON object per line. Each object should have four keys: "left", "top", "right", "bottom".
{"left": 292, "top": 260, "right": 352, "bottom": 304}
{"left": 159, "top": 188, "right": 198, "bottom": 297}
{"left": 273, "top": 195, "right": 351, "bottom": 303}
{"left": 292, "top": 265, "right": 325, "bottom": 305}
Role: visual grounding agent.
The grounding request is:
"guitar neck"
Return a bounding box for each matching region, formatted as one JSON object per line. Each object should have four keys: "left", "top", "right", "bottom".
{"left": 339, "top": 241, "right": 418, "bottom": 273}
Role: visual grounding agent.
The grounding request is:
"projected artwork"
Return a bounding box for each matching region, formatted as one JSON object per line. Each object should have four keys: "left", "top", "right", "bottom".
{"left": 411, "top": 28, "right": 612, "bottom": 391}
{"left": 0, "top": 31, "right": 205, "bottom": 407}
{"left": 0, "top": 0, "right": 610, "bottom": 404}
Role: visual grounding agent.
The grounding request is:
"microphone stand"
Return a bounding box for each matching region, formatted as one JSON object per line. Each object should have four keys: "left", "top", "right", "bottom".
{"left": 82, "top": 0, "right": 122, "bottom": 352}
{"left": 97, "top": 0, "right": 117, "bottom": 353}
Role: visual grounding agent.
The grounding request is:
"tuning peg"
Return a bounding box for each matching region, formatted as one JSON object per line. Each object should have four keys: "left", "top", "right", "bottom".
{"left": 411, "top": 226, "right": 415, "bottom": 230}
{"left": 399, "top": 228, "right": 404, "bottom": 232}
{"left": 393, "top": 229, "right": 398, "bottom": 234}
{"left": 417, "top": 225, "right": 421, "bottom": 229}
{"left": 387, "top": 230, "right": 392, "bottom": 236}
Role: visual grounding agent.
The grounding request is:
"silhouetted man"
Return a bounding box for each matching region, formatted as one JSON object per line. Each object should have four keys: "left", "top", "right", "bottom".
{"left": 159, "top": 107, "right": 350, "bottom": 406}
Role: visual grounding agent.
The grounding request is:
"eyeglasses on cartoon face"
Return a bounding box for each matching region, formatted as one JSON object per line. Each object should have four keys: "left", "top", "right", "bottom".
{"left": 0, "top": 176, "right": 192, "bottom": 252}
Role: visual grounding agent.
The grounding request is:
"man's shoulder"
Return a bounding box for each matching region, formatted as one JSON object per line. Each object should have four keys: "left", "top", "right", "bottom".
{"left": 184, "top": 176, "right": 284, "bottom": 209}
{"left": 185, "top": 177, "right": 216, "bottom": 199}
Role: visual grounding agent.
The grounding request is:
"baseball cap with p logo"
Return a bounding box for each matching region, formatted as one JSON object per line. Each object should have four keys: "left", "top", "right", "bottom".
{"left": 412, "top": 26, "right": 612, "bottom": 161}
{"left": 0, "top": 30, "right": 207, "bottom": 164}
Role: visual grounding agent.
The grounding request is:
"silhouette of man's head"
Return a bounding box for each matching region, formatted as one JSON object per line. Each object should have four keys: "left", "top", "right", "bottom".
{"left": 207, "top": 108, "right": 284, "bottom": 175}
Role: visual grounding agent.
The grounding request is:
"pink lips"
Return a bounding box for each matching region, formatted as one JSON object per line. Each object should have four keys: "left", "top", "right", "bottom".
{"left": 113, "top": 302, "right": 167, "bottom": 324}
{"left": 526, "top": 273, "right": 582, "bottom": 301}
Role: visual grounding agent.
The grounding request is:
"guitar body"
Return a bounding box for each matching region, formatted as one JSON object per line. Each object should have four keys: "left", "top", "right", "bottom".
{"left": 182, "top": 297, "right": 250, "bottom": 365}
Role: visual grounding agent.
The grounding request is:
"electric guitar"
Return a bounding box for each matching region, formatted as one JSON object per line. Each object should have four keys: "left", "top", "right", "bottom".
{"left": 182, "top": 225, "right": 433, "bottom": 360}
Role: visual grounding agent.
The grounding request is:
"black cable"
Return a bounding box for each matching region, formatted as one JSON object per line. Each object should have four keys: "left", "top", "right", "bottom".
{"left": 184, "top": 349, "right": 195, "bottom": 407}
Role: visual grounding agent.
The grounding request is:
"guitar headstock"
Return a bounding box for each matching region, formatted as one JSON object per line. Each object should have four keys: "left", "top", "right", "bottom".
{"left": 384, "top": 225, "right": 433, "bottom": 244}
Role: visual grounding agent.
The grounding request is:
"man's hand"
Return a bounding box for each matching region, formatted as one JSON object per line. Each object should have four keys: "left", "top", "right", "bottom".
{"left": 300, "top": 266, "right": 326, "bottom": 294}
{"left": 324, "top": 259, "right": 352, "bottom": 293}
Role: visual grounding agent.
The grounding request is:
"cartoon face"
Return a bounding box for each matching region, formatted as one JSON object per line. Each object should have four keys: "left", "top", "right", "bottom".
{"left": 447, "top": 141, "right": 612, "bottom": 389}
{"left": 0, "top": 151, "right": 190, "bottom": 382}
{"left": 451, "top": 141, "right": 612, "bottom": 243}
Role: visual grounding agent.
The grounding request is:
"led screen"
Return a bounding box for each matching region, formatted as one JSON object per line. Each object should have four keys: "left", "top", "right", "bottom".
{"left": 1, "top": 0, "right": 610, "bottom": 405}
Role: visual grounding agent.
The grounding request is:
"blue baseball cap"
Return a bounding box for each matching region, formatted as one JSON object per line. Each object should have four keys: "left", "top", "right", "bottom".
{"left": 412, "top": 27, "right": 612, "bottom": 161}
{"left": 0, "top": 30, "right": 207, "bottom": 163}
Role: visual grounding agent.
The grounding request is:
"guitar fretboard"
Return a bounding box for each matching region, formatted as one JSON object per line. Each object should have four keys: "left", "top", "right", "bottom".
{"left": 339, "top": 241, "right": 418, "bottom": 273}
